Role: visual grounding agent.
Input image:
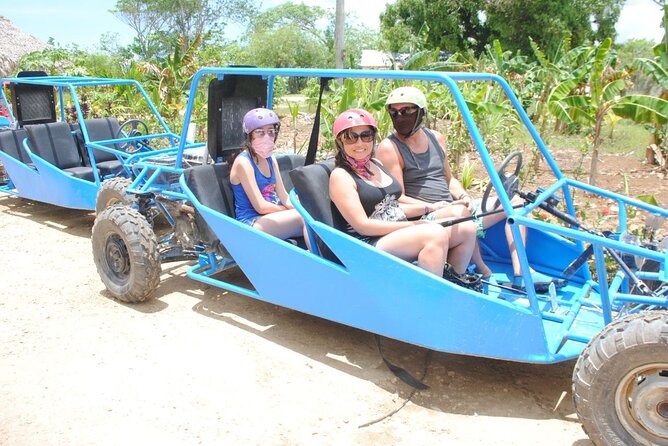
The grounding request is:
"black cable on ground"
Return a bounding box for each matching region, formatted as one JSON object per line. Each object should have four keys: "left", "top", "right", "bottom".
{"left": 358, "top": 349, "right": 433, "bottom": 429}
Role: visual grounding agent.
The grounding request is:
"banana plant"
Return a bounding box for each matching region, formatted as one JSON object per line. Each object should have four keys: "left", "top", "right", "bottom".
{"left": 634, "top": 42, "right": 668, "bottom": 166}
{"left": 547, "top": 38, "right": 668, "bottom": 185}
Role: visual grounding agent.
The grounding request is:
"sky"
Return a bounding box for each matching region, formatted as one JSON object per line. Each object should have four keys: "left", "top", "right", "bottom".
{"left": 2, "top": 0, "right": 665, "bottom": 50}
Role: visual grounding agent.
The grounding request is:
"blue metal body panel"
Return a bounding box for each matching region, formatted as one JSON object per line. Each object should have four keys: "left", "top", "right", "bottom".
{"left": 0, "top": 149, "right": 97, "bottom": 210}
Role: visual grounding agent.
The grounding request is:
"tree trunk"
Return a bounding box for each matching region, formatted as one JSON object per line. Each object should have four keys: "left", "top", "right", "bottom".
{"left": 588, "top": 113, "right": 605, "bottom": 186}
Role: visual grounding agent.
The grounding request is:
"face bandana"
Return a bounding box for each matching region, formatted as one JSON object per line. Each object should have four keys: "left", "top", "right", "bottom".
{"left": 345, "top": 153, "right": 373, "bottom": 180}
{"left": 252, "top": 136, "right": 275, "bottom": 159}
{"left": 391, "top": 109, "right": 424, "bottom": 137}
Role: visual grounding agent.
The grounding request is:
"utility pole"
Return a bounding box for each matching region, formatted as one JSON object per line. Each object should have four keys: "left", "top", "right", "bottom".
{"left": 335, "top": 0, "right": 345, "bottom": 70}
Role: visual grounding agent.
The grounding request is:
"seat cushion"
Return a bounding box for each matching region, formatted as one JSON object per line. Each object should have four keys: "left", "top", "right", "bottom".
{"left": 96, "top": 159, "right": 123, "bottom": 176}
{"left": 64, "top": 166, "right": 96, "bottom": 181}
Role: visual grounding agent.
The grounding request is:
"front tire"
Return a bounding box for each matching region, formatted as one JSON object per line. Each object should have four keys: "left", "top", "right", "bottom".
{"left": 92, "top": 205, "right": 160, "bottom": 302}
{"left": 573, "top": 311, "right": 668, "bottom": 446}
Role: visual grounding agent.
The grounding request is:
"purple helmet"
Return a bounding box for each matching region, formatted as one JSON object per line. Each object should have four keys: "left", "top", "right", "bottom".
{"left": 242, "top": 108, "right": 280, "bottom": 134}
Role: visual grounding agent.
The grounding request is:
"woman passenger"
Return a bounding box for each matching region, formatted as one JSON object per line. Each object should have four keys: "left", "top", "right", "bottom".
{"left": 328, "top": 108, "right": 477, "bottom": 280}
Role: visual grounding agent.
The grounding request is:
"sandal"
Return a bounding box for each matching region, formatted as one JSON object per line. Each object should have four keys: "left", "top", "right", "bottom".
{"left": 443, "top": 264, "right": 483, "bottom": 292}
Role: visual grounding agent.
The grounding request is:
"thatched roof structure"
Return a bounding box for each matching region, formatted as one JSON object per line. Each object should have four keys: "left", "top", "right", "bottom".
{"left": 0, "top": 16, "right": 50, "bottom": 77}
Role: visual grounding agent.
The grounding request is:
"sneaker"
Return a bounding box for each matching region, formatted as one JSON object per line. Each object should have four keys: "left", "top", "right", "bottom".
{"left": 443, "top": 264, "right": 483, "bottom": 292}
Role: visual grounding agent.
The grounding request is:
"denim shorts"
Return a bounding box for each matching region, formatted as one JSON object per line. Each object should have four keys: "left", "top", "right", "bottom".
{"left": 238, "top": 215, "right": 260, "bottom": 227}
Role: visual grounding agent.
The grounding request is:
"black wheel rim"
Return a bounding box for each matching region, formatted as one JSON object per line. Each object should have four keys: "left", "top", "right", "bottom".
{"left": 104, "top": 234, "right": 131, "bottom": 282}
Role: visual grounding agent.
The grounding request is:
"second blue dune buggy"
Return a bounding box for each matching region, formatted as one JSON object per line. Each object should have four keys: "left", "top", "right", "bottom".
{"left": 0, "top": 71, "right": 204, "bottom": 212}
{"left": 90, "top": 67, "right": 668, "bottom": 446}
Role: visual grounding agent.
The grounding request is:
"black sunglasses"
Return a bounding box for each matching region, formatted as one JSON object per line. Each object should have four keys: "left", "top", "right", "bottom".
{"left": 341, "top": 129, "right": 375, "bottom": 144}
{"left": 388, "top": 105, "right": 419, "bottom": 118}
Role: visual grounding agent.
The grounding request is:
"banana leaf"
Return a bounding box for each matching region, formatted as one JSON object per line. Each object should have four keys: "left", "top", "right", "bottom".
{"left": 611, "top": 95, "right": 668, "bottom": 125}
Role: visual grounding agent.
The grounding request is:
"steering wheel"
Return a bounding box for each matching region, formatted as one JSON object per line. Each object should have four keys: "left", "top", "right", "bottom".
{"left": 481, "top": 151, "right": 523, "bottom": 213}
{"left": 116, "top": 119, "right": 150, "bottom": 153}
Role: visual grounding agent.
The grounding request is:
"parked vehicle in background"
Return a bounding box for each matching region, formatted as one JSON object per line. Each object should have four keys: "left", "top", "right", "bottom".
{"left": 0, "top": 71, "right": 206, "bottom": 212}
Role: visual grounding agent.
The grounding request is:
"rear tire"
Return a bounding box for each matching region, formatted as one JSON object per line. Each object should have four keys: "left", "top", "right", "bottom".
{"left": 92, "top": 205, "right": 160, "bottom": 302}
{"left": 573, "top": 311, "right": 668, "bottom": 446}
{"left": 96, "top": 177, "right": 136, "bottom": 214}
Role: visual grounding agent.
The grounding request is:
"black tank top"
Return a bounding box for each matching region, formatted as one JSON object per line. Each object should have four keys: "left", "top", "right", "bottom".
{"left": 331, "top": 159, "right": 403, "bottom": 242}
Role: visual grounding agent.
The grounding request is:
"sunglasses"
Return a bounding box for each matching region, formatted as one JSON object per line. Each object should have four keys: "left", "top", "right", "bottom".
{"left": 252, "top": 128, "right": 277, "bottom": 138}
{"left": 341, "top": 129, "right": 375, "bottom": 144}
{"left": 388, "top": 105, "right": 419, "bottom": 118}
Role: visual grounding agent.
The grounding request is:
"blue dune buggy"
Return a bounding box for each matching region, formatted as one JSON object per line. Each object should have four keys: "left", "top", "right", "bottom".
{"left": 0, "top": 71, "right": 201, "bottom": 212}
{"left": 90, "top": 67, "right": 668, "bottom": 445}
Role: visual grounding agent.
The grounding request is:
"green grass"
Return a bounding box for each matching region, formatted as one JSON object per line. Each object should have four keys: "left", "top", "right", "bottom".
{"left": 508, "top": 119, "right": 652, "bottom": 159}
{"left": 598, "top": 120, "right": 652, "bottom": 157}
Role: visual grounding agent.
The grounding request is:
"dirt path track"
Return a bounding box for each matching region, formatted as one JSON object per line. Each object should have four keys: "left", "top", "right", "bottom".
{"left": 0, "top": 196, "right": 592, "bottom": 445}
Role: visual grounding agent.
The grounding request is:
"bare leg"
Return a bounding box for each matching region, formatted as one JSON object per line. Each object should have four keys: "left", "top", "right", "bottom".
{"left": 481, "top": 196, "right": 526, "bottom": 276}
{"left": 446, "top": 220, "right": 477, "bottom": 274}
{"left": 471, "top": 243, "right": 492, "bottom": 277}
{"left": 375, "top": 223, "right": 450, "bottom": 276}
{"left": 253, "top": 209, "right": 304, "bottom": 239}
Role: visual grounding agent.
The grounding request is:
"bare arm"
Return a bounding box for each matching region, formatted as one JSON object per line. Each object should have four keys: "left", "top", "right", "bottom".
{"left": 329, "top": 168, "right": 417, "bottom": 237}
{"left": 231, "top": 156, "right": 286, "bottom": 215}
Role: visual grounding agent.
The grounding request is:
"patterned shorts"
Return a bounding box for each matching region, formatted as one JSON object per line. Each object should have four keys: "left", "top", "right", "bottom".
{"left": 422, "top": 198, "right": 486, "bottom": 238}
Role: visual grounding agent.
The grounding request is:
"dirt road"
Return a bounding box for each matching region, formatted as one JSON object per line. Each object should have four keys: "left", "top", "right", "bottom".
{"left": 0, "top": 195, "right": 593, "bottom": 445}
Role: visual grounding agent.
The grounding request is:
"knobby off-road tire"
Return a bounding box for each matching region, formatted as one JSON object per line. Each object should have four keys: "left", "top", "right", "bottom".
{"left": 92, "top": 205, "right": 160, "bottom": 303}
{"left": 96, "top": 177, "right": 136, "bottom": 214}
{"left": 573, "top": 311, "right": 668, "bottom": 446}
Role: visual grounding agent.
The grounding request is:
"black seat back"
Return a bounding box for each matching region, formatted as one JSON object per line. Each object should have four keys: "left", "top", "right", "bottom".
{"left": 276, "top": 154, "right": 305, "bottom": 192}
{"left": 25, "top": 122, "right": 83, "bottom": 169}
{"left": 11, "top": 71, "right": 57, "bottom": 127}
{"left": 207, "top": 74, "right": 268, "bottom": 163}
{"left": 184, "top": 162, "right": 235, "bottom": 218}
{"left": 82, "top": 118, "right": 122, "bottom": 162}
{"left": 184, "top": 162, "right": 235, "bottom": 247}
{"left": 289, "top": 159, "right": 338, "bottom": 261}
{"left": 0, "top": 129, "right": 30, "bottom": 164}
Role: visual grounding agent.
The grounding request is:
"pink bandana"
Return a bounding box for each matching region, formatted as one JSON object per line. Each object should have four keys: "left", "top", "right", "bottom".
{"left": 346, "top": 154, "right": 373, "bottom": 180}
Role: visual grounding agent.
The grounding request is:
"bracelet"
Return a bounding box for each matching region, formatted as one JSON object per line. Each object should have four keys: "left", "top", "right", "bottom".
{"left": 424, "top": 205, "right": 431, "bottom": 215}
{"left": 459, "top": 193, "right": 470, "bottom": 200}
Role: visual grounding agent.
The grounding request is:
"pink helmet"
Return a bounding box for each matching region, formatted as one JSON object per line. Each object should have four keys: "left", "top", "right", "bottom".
{"left": 242, "top": 108, "right": 280, "bottom": 134}
{"left": 333, "top": 108, "right": 378, "bottom": 138}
